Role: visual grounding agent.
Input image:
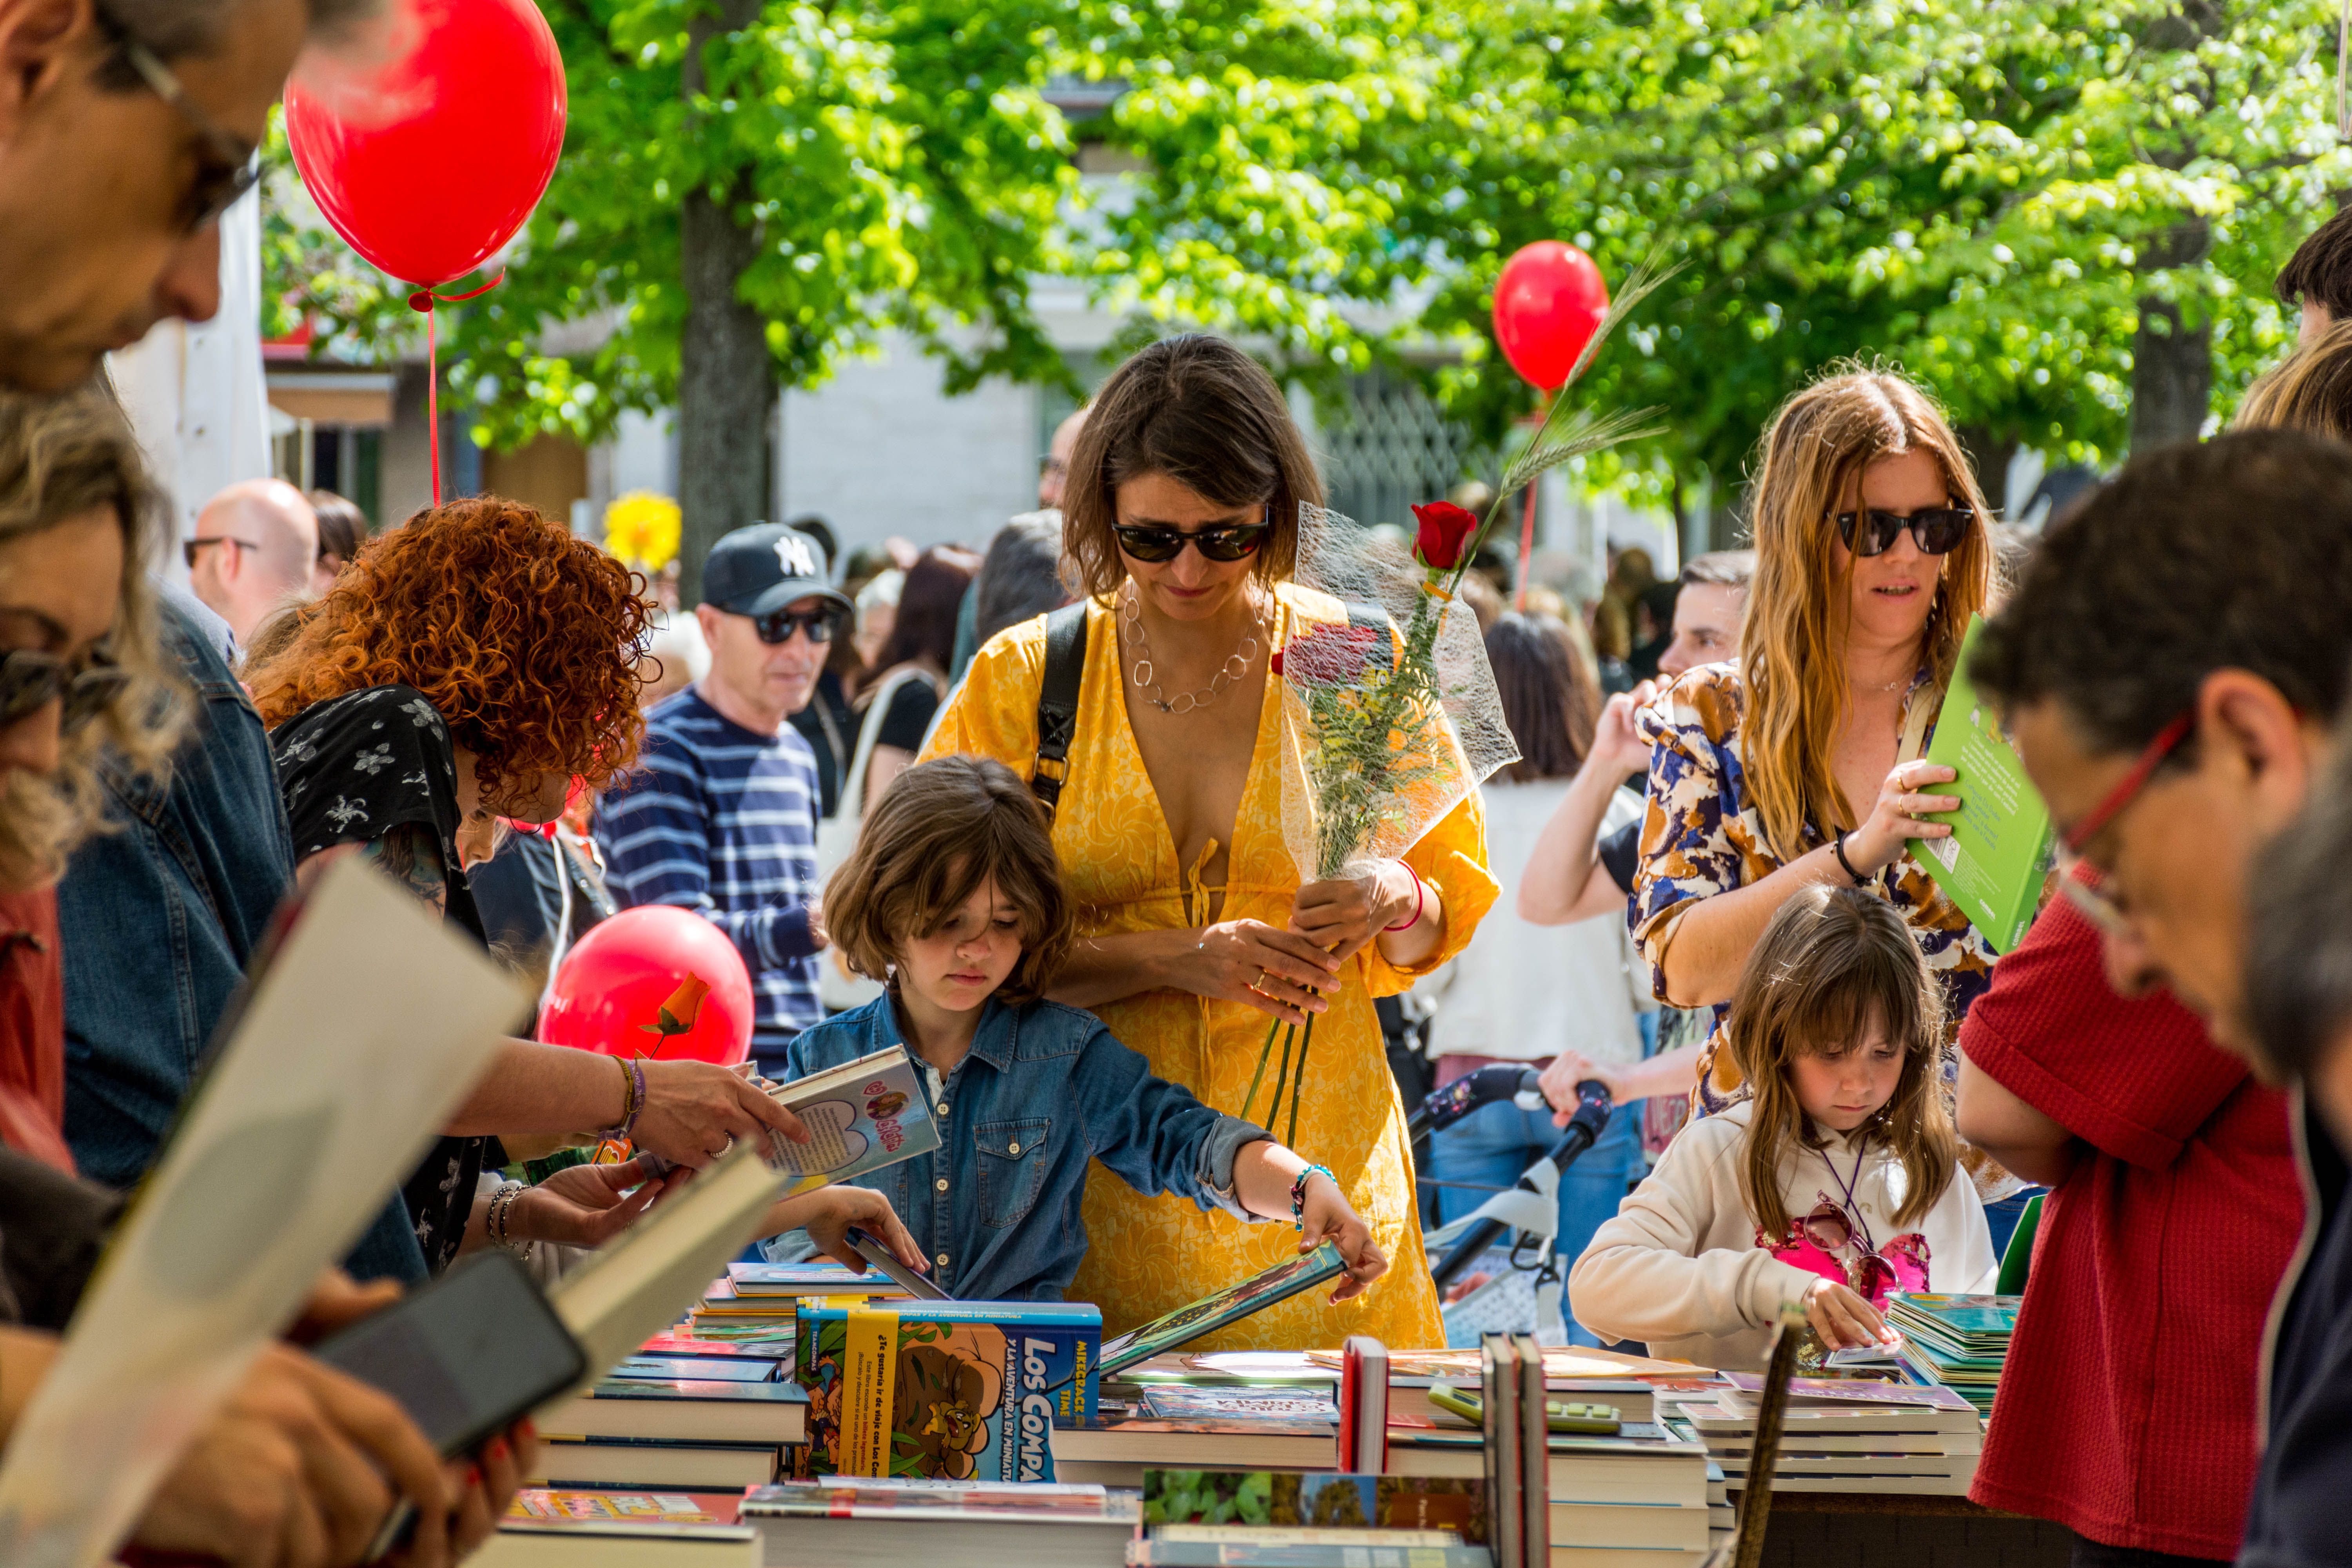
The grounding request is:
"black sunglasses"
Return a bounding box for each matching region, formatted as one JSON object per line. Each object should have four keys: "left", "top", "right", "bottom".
{"left": 1832, "top": 505, "right": 1974, "bottom": 557}
{"left": 753, "top": 607, "right": 837, "bottom": 646}
{"left": 0, "top": 645, "right": 130, "bottom": 733}
{"left": 1112, "top": 517, "right": 1272, "bottom": 564}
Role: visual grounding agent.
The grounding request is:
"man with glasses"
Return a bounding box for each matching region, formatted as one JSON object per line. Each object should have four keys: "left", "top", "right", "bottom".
{"left": 0, "top": 0, "right": 327, "bottom": 390}
{"left": 1958, "top": 428, "right": 2352, "bottom": 1568}
{"left": 185, "top": 477, "right": 319, "bottom": 645}
{"left": 597, "top": 525, "right": 847, "bottom": 1073}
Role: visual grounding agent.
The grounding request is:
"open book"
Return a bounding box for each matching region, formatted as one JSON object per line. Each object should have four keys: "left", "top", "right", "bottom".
{"left": 762, "top": 1046, "right": 941, "bottom": 1198}
{"left": 0, "top": 860, "right": 527, "bottom": 1568}
{"left": 1099, "top": 1243, "right": 1346, "bottom": 1376}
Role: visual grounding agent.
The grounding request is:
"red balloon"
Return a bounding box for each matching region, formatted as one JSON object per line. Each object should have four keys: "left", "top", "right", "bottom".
{"left": 285, "top": 0, "right": 566, "bottom": 286}
{"left": 540, "top": 907, "right": 755, "bottom": 1067}
{"left": 1492, "top": 242, "right": 1611, "bottom": 391}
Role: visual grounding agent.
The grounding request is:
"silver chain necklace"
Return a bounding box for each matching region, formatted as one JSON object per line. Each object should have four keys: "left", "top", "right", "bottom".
{"left": 1121, "top": 584, "right": 1263, "bottom": 715}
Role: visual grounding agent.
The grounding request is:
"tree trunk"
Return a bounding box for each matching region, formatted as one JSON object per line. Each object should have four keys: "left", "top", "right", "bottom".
{"left": 676, "top": 0, "right": 769, "bottom": 607}
{"left": 1957, "top": 425, "right": 2017, "bottom": 517}
{"left": 2129, "top": 292, "right": 2214, "bottom": 453}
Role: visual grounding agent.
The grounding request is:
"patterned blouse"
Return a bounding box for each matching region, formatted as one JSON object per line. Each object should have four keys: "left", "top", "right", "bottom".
{"left": 1630, "top": 663, "right": 1997, "bottom": 1116}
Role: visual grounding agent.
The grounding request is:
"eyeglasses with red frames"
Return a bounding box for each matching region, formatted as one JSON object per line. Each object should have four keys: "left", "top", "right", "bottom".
{"left": 2057, "top": 710, "right": 2194, "bottom": 857}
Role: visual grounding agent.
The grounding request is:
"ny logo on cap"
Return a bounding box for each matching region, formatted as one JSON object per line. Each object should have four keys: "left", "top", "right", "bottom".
{"left": 775, "top": 534, "right": 818, "bottom": 580}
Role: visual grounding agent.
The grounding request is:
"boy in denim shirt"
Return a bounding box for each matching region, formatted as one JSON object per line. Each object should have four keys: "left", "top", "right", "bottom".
{"left": 764, "top": 756, "right": 1387, "bottom": 1304}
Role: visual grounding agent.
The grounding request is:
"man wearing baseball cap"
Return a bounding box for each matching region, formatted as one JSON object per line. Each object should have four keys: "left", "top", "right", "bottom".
{"left": 597, "top": 524, "right": 852, "bottom": 1069}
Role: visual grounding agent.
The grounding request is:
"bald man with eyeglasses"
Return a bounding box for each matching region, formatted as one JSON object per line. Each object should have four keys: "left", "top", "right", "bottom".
{"left": 186, "top": 477, "right": 319, "bottom": 646}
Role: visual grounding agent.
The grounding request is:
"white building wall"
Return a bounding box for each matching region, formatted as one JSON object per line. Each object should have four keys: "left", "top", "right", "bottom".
{"left": 779, "top": 334, "right": 1043, "bottom": 555}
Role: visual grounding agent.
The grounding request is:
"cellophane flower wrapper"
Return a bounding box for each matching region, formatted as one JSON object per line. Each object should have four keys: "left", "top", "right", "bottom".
{"left": 1274, "top": 504, "right": 1521, "bottom": 884}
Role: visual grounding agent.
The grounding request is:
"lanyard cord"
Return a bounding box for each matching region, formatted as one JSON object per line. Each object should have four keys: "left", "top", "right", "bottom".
{"left": 1817, "top": 1139, "right": 1878, "bottom": 1258}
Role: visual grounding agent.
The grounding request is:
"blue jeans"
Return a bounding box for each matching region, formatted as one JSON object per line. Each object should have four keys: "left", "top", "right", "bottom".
{"left": 1429, "top": 1099, "right": 1645, "bottom": 1347}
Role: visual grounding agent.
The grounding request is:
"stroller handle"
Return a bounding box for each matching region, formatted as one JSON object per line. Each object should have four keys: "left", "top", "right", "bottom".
{"left": 1428, "top": 1081, "right": 1612, "bottom": 1293}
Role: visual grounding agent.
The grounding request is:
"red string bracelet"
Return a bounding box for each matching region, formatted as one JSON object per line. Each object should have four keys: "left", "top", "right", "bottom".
{"left": 1383, "top": 864, "right": 1426, "bottom": 931}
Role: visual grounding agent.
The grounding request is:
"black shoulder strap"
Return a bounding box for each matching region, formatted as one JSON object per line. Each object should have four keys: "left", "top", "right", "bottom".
{"left": 1031, "top": 603, "right": 1089, "bottom": 816}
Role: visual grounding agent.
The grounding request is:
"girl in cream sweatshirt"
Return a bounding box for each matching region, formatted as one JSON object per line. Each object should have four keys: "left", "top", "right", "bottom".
{"left": 1570, "top": 886, "right": 1996, "bottom": 1370}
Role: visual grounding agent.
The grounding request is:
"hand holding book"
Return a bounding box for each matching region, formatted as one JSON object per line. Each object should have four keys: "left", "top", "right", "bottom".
{"left": 1841, "top": 759, "right": 1960, "bottom": 875}
{"left": 1234, "top": 1147, "right": 1388, "bottom": 1303}
{"left": 771, "top": 1184, "right": 929, "bottom": 1278}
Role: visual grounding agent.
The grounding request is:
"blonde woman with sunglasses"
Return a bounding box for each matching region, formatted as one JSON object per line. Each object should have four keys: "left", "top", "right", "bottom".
{"left": 923, "top": 334, "right": 1498, "bottom": 1351}
{"left": 1631, "top": 367, "right": 2003, "bottom": 1145}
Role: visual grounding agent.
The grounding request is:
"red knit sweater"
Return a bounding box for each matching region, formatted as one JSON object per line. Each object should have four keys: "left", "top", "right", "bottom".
{"left": 1962, "top": 895, "right": 2297, "bottom": 1559}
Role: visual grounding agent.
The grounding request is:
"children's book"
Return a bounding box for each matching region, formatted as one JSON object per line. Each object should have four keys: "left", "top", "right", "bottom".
{"left": 1910, "top": 614, "right": 2055, "bottom": 952}
{"left": 1305, "top": 1345, "right": 1699, "bottom": 1381}
{"left": 495, "top": 1490, "right": 757, "bottom": 1568}
{"left": 1141, "top": 1471, "right": 1486, "bottom": 1541}
{"left": 762, "top": 1045, "right": 941, "bottom": 1196}
{"left": 793, "top": 1299, "right": 1101, "bottom": 1481}
{"left": 1337, "top": 1336, "right": 1389, "bottom": 1475}
{"left": 1140, "top": 1387, "right": 1341, "bottom": 1424}
{"left": 726, "top": 1258, "right": 923, "bottom": 1298}
{"left": 508, "top": 1489, "right": 743, "bottom": 1525}
{"left": 608, "top": 1356, "right": 780, "bottom": 1384}
{"left": 537, "top": 1377, "right": 810, "bottom": 1444}
{"left": 1718, "top": 1373, "right": 1977, "bottom": 1414}
{"left": 1099, "top": 1243, "right": 1346, "bottom": 1376}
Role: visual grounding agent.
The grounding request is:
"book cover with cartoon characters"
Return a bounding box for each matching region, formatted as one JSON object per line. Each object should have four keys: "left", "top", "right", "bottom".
{"left": 762, "top": 1046, "right": 942, "bottom": 1197}
{"left": 793, "top": 1301, "right": 1101, "bottom": 1483}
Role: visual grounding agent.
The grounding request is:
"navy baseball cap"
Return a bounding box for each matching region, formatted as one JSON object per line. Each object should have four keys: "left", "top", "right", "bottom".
{"left": 702, "top": 524, "right": 853, "bottom": 618}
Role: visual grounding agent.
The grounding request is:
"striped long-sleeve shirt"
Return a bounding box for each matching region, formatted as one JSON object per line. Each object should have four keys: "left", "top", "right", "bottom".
{"left": 594, "top": 688, "right": 824, "bottom": 1066}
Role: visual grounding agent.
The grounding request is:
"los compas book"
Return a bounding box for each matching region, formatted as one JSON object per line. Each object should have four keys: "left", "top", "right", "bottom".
{"left": 1909, "top": 615, "right": 2054, "bottom": 952}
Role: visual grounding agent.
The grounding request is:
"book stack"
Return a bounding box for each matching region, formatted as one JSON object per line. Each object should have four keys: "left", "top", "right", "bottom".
{"left": 746, "top": 1477, "right": 1142, "bottom": 1568}
{"left": 1885, "top": 1294, "right": 2019, "bottom": 1416}
{"left": 529, "top": 1327, "right": 817, "bottom": 1490}
{"left": 688, "top": 1259, "right": 916, "bottom": 1339}
{"left": 479, "top": 1489, "right": 758, "bottom": 1567}
{"left": 1657, "top": 1379, "right": 1984, "bottom": 1497}
{"left": 1380, "top": 1335, "right": 1715, "bottom": 1568}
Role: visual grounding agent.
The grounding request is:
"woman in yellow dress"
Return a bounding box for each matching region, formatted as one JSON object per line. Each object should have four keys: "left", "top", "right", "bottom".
{"left": 923, "top": 336, "right": 1497, "bottom": 1349}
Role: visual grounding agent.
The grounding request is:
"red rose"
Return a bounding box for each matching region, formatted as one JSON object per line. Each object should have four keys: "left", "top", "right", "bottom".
{"left": 1280, "top": 622, "right": 1390, "bottom": 686}
{"left": 1410, "top": 501, "right": 1480, "bottom": 571}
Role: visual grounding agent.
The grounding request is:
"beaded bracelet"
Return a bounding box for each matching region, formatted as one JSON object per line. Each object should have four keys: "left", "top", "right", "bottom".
{"left": 1289, "top": 1163, "right": 1337, "bottom": 1227}
{"left": 1383, "top": 864, "right": 1426, "bottom": 931}
{"left": 486, "top": 1181, "right": 527, "bottom": 1250}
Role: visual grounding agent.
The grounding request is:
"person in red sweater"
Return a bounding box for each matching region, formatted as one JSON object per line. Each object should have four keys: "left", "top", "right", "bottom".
{"left": 1956, "top": 878, "right": 2299, "bottom": 1566}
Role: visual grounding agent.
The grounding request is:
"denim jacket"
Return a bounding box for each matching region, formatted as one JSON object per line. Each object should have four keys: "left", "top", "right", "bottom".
{"left": 54, "top": 590, "right": 425, "bottom": 1280}
{"left": 765, "top": 995, "right": 1271, "bottom": 1302}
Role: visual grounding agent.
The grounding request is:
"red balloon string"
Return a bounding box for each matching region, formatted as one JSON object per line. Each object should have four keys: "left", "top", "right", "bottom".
{"left": 406, "top": 272, "right": 507, "bottom": 506}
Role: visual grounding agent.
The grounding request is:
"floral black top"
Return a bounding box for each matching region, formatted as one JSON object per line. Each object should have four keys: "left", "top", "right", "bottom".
{"left": 273, "top": 684, "right": 501, "bottom": 1273}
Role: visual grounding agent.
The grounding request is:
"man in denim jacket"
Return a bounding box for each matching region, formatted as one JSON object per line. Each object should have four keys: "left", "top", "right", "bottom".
{"left": 55, "top": 586, "right": 426, "bottom": 1280}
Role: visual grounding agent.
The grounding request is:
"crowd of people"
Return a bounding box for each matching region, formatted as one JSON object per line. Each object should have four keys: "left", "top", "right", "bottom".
{"left": 1, "top": 0, "right": 2351, "bottom": 1565}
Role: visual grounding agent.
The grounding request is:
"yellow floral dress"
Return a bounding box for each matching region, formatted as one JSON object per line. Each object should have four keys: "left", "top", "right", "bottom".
{"left": 922, "top": 584, "right": 1497, "bottom": 1349}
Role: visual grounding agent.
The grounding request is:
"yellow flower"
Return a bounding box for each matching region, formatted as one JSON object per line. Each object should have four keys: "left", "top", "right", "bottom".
{"left": 604, "top": 491, "right": 682, "bottom": 572}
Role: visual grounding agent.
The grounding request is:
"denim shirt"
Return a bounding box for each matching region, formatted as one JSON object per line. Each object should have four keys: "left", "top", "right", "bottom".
{"left": 765, "top": 995, "right": 1271, "bottom": 1302}
{"left": 54, "top": 590, "right": 425, "bottom": 1281}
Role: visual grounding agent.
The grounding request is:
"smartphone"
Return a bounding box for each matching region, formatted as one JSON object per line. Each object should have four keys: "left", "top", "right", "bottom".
{"left": 844, "top": 1225, "right": 954, "bottom": 1300}
{"left": 315, "top": 1248, "right": 586, "bottom": 1456}
{"left": 314, "top": 1249, "right": 586, "bottom": 1559}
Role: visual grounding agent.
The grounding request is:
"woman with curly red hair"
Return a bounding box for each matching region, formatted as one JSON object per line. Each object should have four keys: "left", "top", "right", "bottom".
{"left": 243, "top": 498, "right": 920, "bottom": 1275}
